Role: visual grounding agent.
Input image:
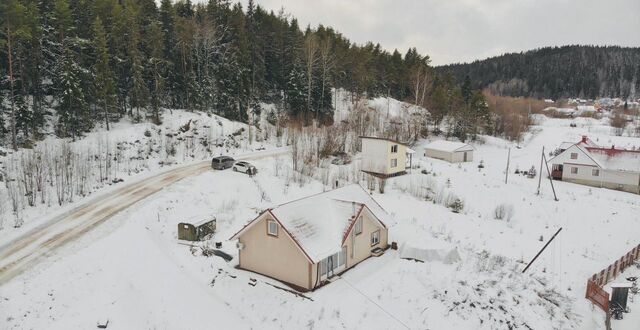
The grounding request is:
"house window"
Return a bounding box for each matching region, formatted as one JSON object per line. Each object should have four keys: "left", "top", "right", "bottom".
{"left": 355, "top": 217, "right": 363, "bottom": 235}
{"left": 371, "top": 230, "right": 380, "bottom": 246}
{"left": 570, "top": 153, "right": 578, "bottom": 160}
{"left": 390, "top": 159, "right": 398, "bottom": 168}
{"left": 267, "top": 220, "right": 278, "bottom": 236}
{"left": 592, "top": 169, "right": 600, "bottom": 176}
{"left": 391, "top": 145, "right": 398, "bottom": 153}
{"left": 571, "top": 167, "right": 578, "bottom": 174}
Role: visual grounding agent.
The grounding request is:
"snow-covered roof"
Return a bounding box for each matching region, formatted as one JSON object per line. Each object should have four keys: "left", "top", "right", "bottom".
{"left": 585, "top": 148, "right": 640, "bottom": 172}
{"left": 232, "top": 185, "right": 390, "bottom": 263}
{"left": 425, "top": 140, "right": 474, "bottom": 153}
{"left": 576, "top": 105, "right": 596, "bottom": 112}
{"left": 543, "top": 107, "right": 576, "bottom": 114}
{"left": 360, "top": 136, "right": 409, "bottom": 146}
{"left": 559, "top": 142, "right": 575, "bottom": 150}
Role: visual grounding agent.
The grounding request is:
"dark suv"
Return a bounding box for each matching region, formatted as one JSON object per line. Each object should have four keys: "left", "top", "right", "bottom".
{"left": 211, "top": 156, "right": 235, "bottom": 170}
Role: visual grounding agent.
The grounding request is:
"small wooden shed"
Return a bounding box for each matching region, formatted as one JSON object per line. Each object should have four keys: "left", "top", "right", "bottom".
{"left": 178, "top": 217, "right": 217, "bottom": 241}
{"left": 425, "top": 140, "right": 474, "bottom": 163}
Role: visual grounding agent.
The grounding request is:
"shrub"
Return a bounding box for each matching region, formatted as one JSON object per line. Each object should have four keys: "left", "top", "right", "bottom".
{"left": 448, "top": 197, "right": 464, "bottom": 213}
{"left": 493, "top": 203, "right": 514, "bottom": 221}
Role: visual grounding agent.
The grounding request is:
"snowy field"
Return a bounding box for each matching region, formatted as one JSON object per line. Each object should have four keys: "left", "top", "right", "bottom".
{"left": 1, "top": 108, "right": 640, "bottom": 329}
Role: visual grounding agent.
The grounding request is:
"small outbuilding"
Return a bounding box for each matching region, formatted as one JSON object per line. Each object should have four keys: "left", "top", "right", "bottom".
{"left": 178, "top": 217, "right": 217, "bottom": 241}
{"left": 424, "top": 140, "right": 474, "bottom": 163}
{"left": 360, "top": 136, "right": 413, "bottom": 177}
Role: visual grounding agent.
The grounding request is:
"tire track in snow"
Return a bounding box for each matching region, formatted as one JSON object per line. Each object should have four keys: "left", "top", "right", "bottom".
{"left": 0, "top": 148, "right": 289, "bottom": 286}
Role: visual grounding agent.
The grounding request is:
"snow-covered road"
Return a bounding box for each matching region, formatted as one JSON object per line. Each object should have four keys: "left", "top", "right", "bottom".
{"left": 0, "top": 147, "right": 289, "bottom": 286}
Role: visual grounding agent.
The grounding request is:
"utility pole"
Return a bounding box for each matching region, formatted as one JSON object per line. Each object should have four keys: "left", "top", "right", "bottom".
{"left": 543, "top": 153, "right": 559, "bottom": 201}
{"left": 505, "top": 148, "right": 511, "bottom": 184}
{"left": 537, "top": 146, "right": 545, "bottom": 195}
{"left": 523, "top": 227, "right": 563, "bottom": 273}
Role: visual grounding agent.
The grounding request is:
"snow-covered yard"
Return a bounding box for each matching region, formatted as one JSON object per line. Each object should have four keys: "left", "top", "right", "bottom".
{"left": 1, "top": 112, "right": 639, "bottom": 329}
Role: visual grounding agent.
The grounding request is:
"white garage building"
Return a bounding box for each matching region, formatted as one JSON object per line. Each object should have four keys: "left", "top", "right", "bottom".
{"left": 424, "top": 140, "right": 474, "bottom": 163}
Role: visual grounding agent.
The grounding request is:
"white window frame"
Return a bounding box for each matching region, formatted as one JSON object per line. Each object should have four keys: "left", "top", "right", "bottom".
{"left": 592, "top": 169, "right": 600, "bottom": 176}
{"left": 390, "top": 158, "right": 398, "bottom": 168}
{"left": 391, "top": 145, "right": 398, "bottom": 153}
{"left": 267, "top": 220, "right": 278, "bottom": 237}
{"left": 371, "top": 230, "right": 380, "bottom": 246}
{"left": 354, "top": 217, "right": 363, "bottom": 235}
{"left": 570, "top": 153, "right": 578, "bottom": 160}
{"left": 571, "top": 167, "right": 578, "bottom": 174}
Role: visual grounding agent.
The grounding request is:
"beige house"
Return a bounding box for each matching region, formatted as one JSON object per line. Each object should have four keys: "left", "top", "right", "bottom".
{"left": 549, "top": 139, "right": 640, "bottom": 194}
{"left": 230, "top": 185, "right": 390, "bottom": 291}
{"left": 425, "top": 140, "right": 474, "bottom": 163}
{"left": 360, "top": 136, "right": 414, "bottom": 177}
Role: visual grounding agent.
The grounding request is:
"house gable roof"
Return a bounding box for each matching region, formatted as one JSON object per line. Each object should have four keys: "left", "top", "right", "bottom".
{"left": 548, "top": 144, "right": 603, "bottom": 168}
{"left": 425, "top": 140, "right": 474, "bottom": 153}
{"left": 230, "top": 185, "right": 390, "bottom": 263}
{"left": 360, "top": 136, "right": 409, "bottom": 147}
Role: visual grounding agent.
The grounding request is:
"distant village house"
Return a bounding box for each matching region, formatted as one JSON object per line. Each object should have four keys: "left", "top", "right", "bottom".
{"left": 550, "top": 136, "right": 640, "bottom": 194}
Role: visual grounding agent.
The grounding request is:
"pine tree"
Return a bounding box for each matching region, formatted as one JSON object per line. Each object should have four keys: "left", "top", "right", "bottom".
{"left": 1, "top": 0, "right": 31, "bottom": 149}
{"left": 92, "top": 17, "right": 116, "bottom": 131}
{"left": 146, "top": 21, "right": 166, "bottom": 124}
{"left": 55, "top": 46, "right": 90, "bottom": 138}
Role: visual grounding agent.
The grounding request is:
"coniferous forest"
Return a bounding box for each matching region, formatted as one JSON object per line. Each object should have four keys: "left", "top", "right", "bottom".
{"left": 438, "top": 45, "right": 640, "bottom": 100}
{"left": 0, "top": 0, "right": 438, "bottom": 150}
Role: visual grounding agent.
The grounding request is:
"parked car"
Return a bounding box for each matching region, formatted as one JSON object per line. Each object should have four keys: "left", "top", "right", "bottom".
{"left": 232, "top": 161, "right": 257, "bottom": 175}
{"left": 211, "top": 156, "right": 235, "bottom": 170}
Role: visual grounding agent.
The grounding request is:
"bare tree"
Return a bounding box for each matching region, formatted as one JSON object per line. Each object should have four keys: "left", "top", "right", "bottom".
{"left": 303, "top": 33, "right": 319, "bottom": 124}
{"left": 0, "top": 189, "right": 6, "bottom": 230}
{"left": 610, "top": 111, "right": 627, "bottom": 136}
{"left": 318, "top": 39, "right": 335, "bottom": 122}
{"left": 410, "top": 61, "right": 431, "bottom": 108}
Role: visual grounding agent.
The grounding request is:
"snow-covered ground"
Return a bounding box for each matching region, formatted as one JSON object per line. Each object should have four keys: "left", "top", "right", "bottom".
{"left": 1, "top": 108, "right": 639, "bottom": 329}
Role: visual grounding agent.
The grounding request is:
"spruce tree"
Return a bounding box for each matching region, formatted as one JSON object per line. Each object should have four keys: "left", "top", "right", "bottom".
{"left": 92, "top": 17, "right": 116, "bottom": 131}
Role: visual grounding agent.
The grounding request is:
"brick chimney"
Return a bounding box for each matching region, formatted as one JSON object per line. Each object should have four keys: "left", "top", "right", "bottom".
{"left": 581, "top": 135, "right": 588, "bottom": 143}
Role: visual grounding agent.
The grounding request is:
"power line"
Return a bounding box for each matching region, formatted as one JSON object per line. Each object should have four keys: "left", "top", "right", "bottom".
{"left": 339, "top": 275, "right": 412, "bottom": 330}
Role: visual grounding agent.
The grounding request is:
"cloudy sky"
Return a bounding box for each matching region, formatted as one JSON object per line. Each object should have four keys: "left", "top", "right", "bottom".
{"left": 233, "top": 0, "right": 640, "bottom": 65}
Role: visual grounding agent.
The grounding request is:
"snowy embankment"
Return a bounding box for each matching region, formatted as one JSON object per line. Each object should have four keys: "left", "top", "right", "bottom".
{"left": 0, "top": 109, "right": 270, "bottom": 243}
{"left": 1, "top": 101, "right": 639, "bottom": 329}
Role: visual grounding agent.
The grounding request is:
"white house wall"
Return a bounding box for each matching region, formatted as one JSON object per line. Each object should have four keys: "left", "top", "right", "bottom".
{"left": 361, "top": 139, "right": 389, "bottom": 174}
{"left": 361, "top": 139, "right": 407, "bottom": 175}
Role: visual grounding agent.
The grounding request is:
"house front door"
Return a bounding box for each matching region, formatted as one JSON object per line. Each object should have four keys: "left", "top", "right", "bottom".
{"left": 551, "top": 164, "right": 563, "bottom": 180}
{"left": 463, "top": 152, "right": 468, "bottom": 162}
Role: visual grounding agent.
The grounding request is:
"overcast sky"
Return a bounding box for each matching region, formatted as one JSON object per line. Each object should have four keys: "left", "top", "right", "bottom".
{"left": 232, "top": 0, "right": 640, "bottom": 65}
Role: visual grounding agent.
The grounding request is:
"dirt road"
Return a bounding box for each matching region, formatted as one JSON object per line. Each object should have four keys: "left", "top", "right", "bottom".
{"left": 0, "top": 148, "right": 288, "bottom": 285}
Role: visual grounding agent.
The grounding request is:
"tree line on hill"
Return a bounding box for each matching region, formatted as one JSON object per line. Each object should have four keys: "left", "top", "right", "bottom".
{"left": 1, "top": 0, "right": 538, "bottom": 153}
{"left": 438, "top": 45, "right": 640, "bottom": 101}
{"left": 0, "top": 0, "right": 440, "bottom": 149}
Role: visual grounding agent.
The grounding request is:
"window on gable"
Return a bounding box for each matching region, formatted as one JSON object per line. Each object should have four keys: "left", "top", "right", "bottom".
{"left": 371, "top": 230, "right": 380, "bottom": 246}
{"left": 391, "top": 145, "right": 398, "bottom": 153}
{"left": 592, "top": 169, "right": 600, "bottom": 176}
{"left": 354, "top": 217, "right": 363, "bottom": 235}
{"left": 267, "top": 220, "right": 278, "bottom": 236}
{"left": 570, "top": 153, "right": 578, "bottom": 160}
{"left": 390, "top": 158, "right": 398, "bottom": 168}
{"left": 571, "top": 167, "right": 578, "bottom": 174}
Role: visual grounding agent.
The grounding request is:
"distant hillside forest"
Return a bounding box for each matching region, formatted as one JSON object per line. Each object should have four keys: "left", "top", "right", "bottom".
{"left": 0, "top": 0, "right": 437, "bottom": 149}
{"left": 438, "top": 46, "right": 640, "bottom": 100}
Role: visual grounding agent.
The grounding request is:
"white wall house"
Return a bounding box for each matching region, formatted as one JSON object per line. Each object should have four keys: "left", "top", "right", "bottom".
{"left": 424, "top": 140, "right": 474, "bottom": 163}
{"left": 360, "top": 137, "right": 413, "bottom": 177}
{"left": 549, "top": 143, "right": 640, "bottom": 194}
